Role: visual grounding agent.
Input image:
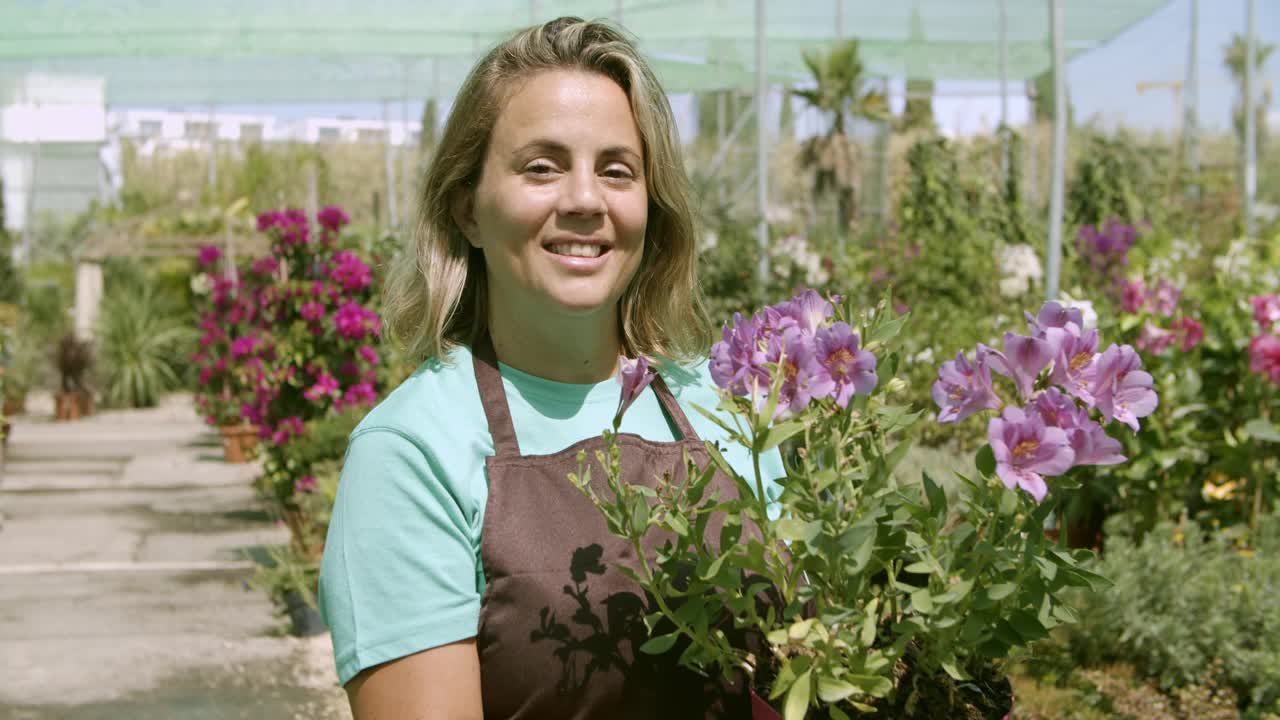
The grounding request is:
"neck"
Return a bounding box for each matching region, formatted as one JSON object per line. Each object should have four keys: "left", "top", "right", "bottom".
{"left": 486, "top": 303, "right": 622, "bottom": 384}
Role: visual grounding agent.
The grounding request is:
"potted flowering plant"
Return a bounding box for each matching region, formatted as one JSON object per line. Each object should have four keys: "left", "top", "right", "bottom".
{"left": 53, "top": 332, "right": 94, "bottom": 421}
{"left": 574, "top": 289, "right": 1157, "bottom": 719}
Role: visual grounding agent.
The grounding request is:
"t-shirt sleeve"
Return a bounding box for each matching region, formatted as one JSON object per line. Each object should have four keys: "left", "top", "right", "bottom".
{"left": 318, "top": 426, "right": 481, "bottom": 686}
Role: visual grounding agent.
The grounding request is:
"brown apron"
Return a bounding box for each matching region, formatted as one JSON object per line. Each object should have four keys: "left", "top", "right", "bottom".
{"left": 471, "top": 335, "right": 764, "bottom": 719}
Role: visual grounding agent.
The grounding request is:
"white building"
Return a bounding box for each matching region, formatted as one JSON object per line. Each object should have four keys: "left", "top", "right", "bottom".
{"left": 108, "top": 109, "right": 422, "bottom": 155}
{"left": 0, "top": 73, "right": 111, "bottom": 233}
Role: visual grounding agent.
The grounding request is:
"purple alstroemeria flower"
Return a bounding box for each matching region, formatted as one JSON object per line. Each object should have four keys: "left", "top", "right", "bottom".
{"left": 1045, "top": 325, "right": 1100, "bottom": 406}
{"left": 1031, "top": 388, "right": 1125, "bottom": 466}
{"left": 775, "top": 331, "right": 835, "bottom": 417}
{"left": 1121, "top": 278, "right": 1147, "bottom": 314}
{"left": 932, "top": 346, "right": 1002, "bottom": 423}
{"left": 777, "top": 288, "right": 834, "bottom": 336}
{"left": 985, "top": 332, "right": 1054, "bottom": 401}
{"left": 710, "top": 312, "right": 769, "bottom": 397}
{"left": 1026, "top": 301, "right": 1084, "bottom": 336}
{"left": 988, "top": 405, "right": 1076, "bottom": 502}
{"left": 615, "top": 355, "right": 656, "bottom": 427}
{"left": 814, "top": 321, "right": 877, "bottom": 407}
{"left": 1091, "top": 344, "right": 1158, "bottom": 432}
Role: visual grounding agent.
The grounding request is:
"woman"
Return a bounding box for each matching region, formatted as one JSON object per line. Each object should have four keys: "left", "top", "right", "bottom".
{"left": 319, "top": 17, "right": 782, "bottom": 719}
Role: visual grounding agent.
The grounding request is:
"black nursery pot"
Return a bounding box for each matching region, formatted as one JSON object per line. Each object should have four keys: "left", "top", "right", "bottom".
{"left": 284, "top": 590, "right": 327, "bottom": 637}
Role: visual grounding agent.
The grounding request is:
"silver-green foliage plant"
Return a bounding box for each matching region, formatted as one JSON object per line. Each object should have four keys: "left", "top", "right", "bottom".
{"left": 1066, "top": 515, "right": 1280, "bottom": 716}
{"left": 573, "top": 290, "right": 1157, "bottom": 719}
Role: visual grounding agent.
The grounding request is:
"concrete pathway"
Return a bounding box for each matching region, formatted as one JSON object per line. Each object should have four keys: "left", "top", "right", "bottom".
{"left": 0, "top": 394, "right": 351, "bottom": 720}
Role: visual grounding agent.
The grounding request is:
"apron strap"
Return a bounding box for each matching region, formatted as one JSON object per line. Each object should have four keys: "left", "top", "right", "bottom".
{"left": 650, "top": 372, "right": 699, "bottom": 442}
{"left": 471, "top": 332, "right": 522, "bottom": 456}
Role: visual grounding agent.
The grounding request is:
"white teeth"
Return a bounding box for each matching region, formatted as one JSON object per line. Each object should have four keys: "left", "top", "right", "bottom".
{"left": 548, "top": 243, "right": 603, "bottom": 258}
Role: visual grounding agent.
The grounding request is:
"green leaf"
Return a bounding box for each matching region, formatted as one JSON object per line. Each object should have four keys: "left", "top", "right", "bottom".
{"left": 1244, "top": 418, "right": 1280, "bottom": 443}
{"left": 840, "top": 525, "right": 876, "bottom": 572}
{"left": 628, "top": 494, "right": 650, "bottom": 532}
{"left": 817, "top": 677, "right": 857, "bottom": 703}
{"left": 785, "top": 669, "right": 812, "bottom": 720}
{"left": 700, "top": 549, "right": 731, "bottom": 581}
{"left": 921, "top": 470, "right": 946, "bottom": 516}
{"left": 1008, "top": 610, "right": 1050, "bottom": 642}
{"left": 759, "top": 420, "right": 805, "bottom": 452}
{"left": 975, "top": 445, "right": 996, "bottom": 476}
{"left": 1034, "top": 556, "right": 1058, "bottom": 582}
{"left": 639, "top": 632, "right": 680, "bottom": 654}
{"left": 845, "top": 674, "right": 894, "bottom": 697}
{"left": 777, "top": 518, "right": 823, "bottom": 544}
{"left": 868, "top": 313, "right": 908, "bottom": 345}
{"left": 987, "top": 582, "right": 1016, "bottom": 600}
{"left": 910, "top": 588, "right": 934, "bottom": 614}
{"left": 940, "top": 659, "right": 970, "bottom": 681}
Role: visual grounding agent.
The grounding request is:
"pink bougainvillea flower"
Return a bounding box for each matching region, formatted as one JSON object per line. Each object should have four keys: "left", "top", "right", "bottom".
{"left": 1249, "top": 334, "right": 1280, "bottom": 385}
{"left": 778, "top": 288, "right": 834, "bottom": 335}
{"left": 300, "top": 301, "right": 326, "bottom": 322}
{"left": 1046, "top": 325, "right": 1100, "bottom": 406}
{"left": 197, "top": 245, "right": 222, "bottom": 267}
{"left": 1250, "top": 295, "right": 1280, "bottom": 331}
{"left": 339, "top": 382, "right": 378, "bottom": 409}
{"left": 1149, "top": 279, "right": 1181, "bottom": 317}
{"left": 357, "top": 345, "right": 380, "bottom": 366}
{"left": 1120, "top": 279, "right": 1147, "bottom": 314}
{"left": 294, "top": 476, "right": 317, "bottom": 494}
{"left": 933, "top": 347, "right": 1002, "bottom": 423}
{"left": 229, "top": 334, "right": 258, "bottom": 358}
{"left": 303, "top": 371, "right": 340, "bottom": 402}
{"left": 270, "top": 415, "right": 305, "bottom": 445}
{"left": 1171, "top": 316, "right": 1205, "bottom": 352}
{"left": 1135, "top": 322, "right": 1175, "bottom": 356}
{"left": 614, "top": 356, "right": 656, "bottom": 426}
{"left": 333, "top": 301, "right": 380, "bottom": 340}
{"left": 328, "top": 250, "right": 372, "bottom": 292}
{"left": 1091, "top": 344, "right": 1158, "bottom": 431}
{"left": 317, "top": 205, "right": 351, "bottom": 233}
{"left": 814, "top": 321, "right": 877, "bottom": 408}
{"left": 988, "top": 405, "right": 1075, "bottom": 502}
{"left": 985, "top": 332, "right": 1054, "bottom": 401}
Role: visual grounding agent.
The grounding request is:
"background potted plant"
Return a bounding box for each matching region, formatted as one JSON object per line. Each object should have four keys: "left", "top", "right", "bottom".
{"left": 53, "top": 332, "right": 93, "bottom": 421}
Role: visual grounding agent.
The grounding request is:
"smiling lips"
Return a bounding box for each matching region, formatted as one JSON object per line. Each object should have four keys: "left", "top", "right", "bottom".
{"left": 545, "top": 239, "right": 612, "bottom": 260}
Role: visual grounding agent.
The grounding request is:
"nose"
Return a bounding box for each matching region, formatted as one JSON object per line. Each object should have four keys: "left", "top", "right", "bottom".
{"left": 557, "top": 166, "right": 606, "bottom": 217}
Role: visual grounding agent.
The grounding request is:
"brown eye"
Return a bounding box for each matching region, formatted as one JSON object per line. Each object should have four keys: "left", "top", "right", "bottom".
{"left": 525, "top": 161, "right": 557, "bottom": 176}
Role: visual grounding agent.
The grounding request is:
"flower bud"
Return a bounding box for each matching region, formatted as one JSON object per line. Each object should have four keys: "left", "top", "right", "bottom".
{"left": 886, "top": 377, "right": 906, "bottom": 394}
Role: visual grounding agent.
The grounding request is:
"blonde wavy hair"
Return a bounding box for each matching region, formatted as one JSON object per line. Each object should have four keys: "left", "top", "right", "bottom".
{"left": 382, "top": 16, "right": 713, "bottom": 365}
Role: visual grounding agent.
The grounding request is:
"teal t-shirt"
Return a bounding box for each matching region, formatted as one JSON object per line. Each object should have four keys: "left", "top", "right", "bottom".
{"left": 318, "top": 345, "right": 784, "bottom": 686}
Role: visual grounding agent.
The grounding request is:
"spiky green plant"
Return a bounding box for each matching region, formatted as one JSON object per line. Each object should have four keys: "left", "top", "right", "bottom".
{"left": 97, "top": 285, "right": 196, "bottom": 408}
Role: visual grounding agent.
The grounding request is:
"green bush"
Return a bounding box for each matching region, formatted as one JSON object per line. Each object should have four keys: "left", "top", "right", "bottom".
{"left": 1064, "top": 515, "right": 1280, "bottom": 715}
{"left": 97, "top": 284, "right": 196, "bottom": 408}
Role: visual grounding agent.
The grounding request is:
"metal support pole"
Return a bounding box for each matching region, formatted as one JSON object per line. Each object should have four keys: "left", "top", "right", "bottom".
{"left": 1184, "top": 0, "right": 1200, "bottom": 177}
{"left": 754, "top": 0, "right": 770, "bottom": 294}
{"left": 382, "top": 100, "right": 398, "bottom": 227}
{"left": 717, "top": 89, "right": 727, "bottom": 206}
{"left": 999, "top": 0, "right": 1010, "bottom": 177}
{"left": 1026, "top": 79, "right": 1038, "bottom": 206}
{"left": 1243, "top": 0, "right": 1257, "bottom": 237}
{"left": 1046, "top": 0, "right": 1066, "bottom": 302}
{"left": 206, "top": 104, "right": 217, "bottom": 193}
{"left": 20, "top": 102, "right": 42, "bottom": 268}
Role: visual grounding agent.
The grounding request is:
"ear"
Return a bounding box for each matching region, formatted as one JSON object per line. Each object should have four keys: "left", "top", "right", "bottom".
{"left": 450, "top": 187, "right": 480, "bottom": 248}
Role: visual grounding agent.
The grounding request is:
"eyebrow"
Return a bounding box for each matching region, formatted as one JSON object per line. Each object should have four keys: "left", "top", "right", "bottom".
{"left": 511, "top": 139, "right": 642, "bottom": 163}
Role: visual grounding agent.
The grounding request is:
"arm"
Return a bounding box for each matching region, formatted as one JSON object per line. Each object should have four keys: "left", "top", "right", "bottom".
{"left": 346, "top": 639, "right": 483, "bottom": 720}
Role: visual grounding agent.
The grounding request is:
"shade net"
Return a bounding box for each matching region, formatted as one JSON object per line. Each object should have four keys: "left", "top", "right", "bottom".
{"left": 0, "top": 0, "right": 1171, "bottom": 104}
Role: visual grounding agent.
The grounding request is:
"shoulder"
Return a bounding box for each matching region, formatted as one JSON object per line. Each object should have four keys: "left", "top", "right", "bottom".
{"left": 351, "top": 347, "right": 483, "bottom": 452}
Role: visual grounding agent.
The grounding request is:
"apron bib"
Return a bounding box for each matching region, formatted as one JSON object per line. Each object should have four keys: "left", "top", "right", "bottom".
{"left": 471, "top": 335, "right": 757, "bottom": 719}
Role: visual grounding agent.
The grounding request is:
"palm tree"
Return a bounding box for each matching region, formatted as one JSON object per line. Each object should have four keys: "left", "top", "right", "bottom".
{"left": 792, "top": 39, "right": 887, "bottom": 233}
{"left": 1223, "top": 34, "right": 1275, "bottom": 166}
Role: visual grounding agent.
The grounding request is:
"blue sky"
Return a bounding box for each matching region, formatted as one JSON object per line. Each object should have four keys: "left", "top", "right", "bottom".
{"left": 176, "top": 0, "right": 1278, "bottom": 137}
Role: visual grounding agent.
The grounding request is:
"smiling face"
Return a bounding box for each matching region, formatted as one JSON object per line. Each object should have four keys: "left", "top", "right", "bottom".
{"left": 457, "top": 69, "right": 648, "bottom": 329}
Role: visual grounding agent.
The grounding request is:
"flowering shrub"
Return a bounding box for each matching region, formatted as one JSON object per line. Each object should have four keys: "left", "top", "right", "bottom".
{"left": 192, "top": 206, "right": 383, "bottom": 511}
{"left": 573, "top": 290, "right": 1146, "bottom": 719}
